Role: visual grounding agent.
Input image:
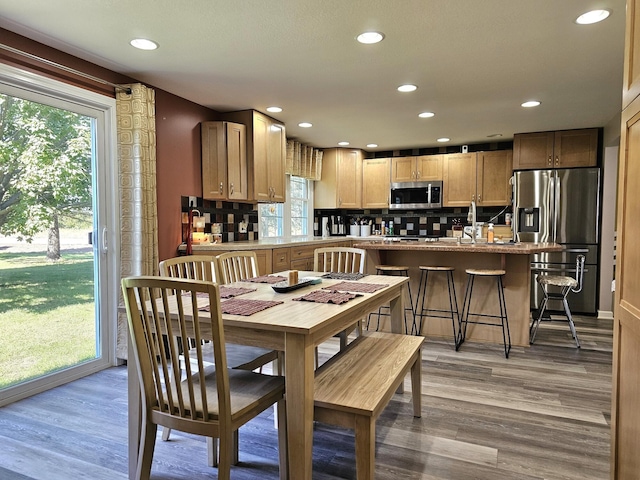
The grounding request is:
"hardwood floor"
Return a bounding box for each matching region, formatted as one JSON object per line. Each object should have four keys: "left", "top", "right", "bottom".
{"left": 0, "top": 315, "right": 612, "bottom": 479}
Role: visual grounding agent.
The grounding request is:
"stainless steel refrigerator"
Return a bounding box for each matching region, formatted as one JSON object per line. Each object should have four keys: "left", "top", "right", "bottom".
{"left": 513, "top": 168, "right": 601, "bottom": 314}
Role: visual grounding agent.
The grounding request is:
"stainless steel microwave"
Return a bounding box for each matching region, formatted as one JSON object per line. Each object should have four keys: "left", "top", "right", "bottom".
{"left": 390, "top": 181, "right": 443, "bottom": 210}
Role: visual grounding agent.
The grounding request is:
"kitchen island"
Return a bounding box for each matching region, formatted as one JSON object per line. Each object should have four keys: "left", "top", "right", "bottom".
{"left": 353, "top": 240, "right": 562, "bottom": 347}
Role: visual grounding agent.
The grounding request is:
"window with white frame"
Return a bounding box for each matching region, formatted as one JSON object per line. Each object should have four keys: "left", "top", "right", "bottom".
{"left": 259, "top": 175, "right": 313, "bottom": 238}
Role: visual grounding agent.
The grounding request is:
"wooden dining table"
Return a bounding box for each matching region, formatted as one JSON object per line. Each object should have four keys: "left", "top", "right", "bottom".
{"left": 126, "top": 271, "right": 409, "bottom": 480}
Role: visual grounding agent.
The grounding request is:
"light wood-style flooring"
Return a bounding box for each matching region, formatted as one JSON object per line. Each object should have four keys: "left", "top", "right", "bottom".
{"left": 0, "top": 315, "right": 612, "bottom": 479}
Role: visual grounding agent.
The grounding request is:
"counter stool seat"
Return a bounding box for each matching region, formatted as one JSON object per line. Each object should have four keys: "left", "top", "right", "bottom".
{"left": 415, "top": 266, "right": 459, "bottom": 347}
{"left": 367, "top": 265, "right": 415, "bottom": 334}
{"left": 457, "top": 268, "right": 511, "bottom": 358}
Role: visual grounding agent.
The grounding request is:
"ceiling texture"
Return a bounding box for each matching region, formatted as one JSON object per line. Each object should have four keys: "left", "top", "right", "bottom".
{"left": 0, "top": 0, "right": 627, "bottom": 152}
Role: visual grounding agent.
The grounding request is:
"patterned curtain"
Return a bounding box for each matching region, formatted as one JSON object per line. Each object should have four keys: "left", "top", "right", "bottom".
{"left": 115, "top": 84, "right": 159, "bottom": 359}
{"left": 286, "top": 139, "right": 323, "bottom": 180}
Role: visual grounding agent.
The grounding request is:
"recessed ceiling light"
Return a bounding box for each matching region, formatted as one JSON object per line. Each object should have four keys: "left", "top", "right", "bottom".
{"left": 437, "top": 137, "right": 450, "bottom": 143}
{"left": 487, "top": 133, "right": 503, "bottom": 138}
{"left": 398, "top": 84, "right": 418, "bottom": 93}
{"left": 338, "top": 141, "right": 350, "bottom": 146}
{"left": 266, "top": 106, "right": 282, "bottom": 113}
{"left": 356, "top": 31, "right": 385, "bottom": 44}
{"left": 298, "top": 122, "right": 313, "bottom": 128}
{"left": 130, "top": 38, "right": 158, "bottom": 50}
{"left": 521, "top": 100, "right": 541, "bottom": 108}
{"left": 366, "top": 144, "right": 378, "bottom": 148}
{"left": 576, "top": 9, "right": 611, "bottom": 25}
{"left": 418, "top": 112, "right": 435, "bottom": 118}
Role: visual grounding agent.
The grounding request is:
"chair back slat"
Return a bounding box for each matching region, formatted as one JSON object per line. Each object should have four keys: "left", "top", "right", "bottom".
{"left": 122, "top": 276, "right": 231, "bottom": 426}
{"left": 216, "top": 251, "right": 259, "bottom": 283}
{"left": 314, "top": 247, "right": 366, "bottom": 274}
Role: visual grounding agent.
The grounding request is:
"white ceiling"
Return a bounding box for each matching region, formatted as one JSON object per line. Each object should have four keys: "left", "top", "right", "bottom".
{"left": 0, "top": 0, "right": 627, "bottom": 152}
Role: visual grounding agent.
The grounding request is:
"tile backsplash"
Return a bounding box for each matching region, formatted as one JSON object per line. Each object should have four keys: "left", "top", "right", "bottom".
{"left": 181, "top": 196, "right": 258, "bottom": 243}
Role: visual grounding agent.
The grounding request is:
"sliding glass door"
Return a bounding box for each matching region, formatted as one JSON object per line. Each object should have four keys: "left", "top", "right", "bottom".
{"left": 0, "top": 63, "right": 118, "bottom": 406}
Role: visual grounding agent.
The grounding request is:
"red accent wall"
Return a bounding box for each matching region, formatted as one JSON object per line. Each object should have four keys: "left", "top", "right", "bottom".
{"left": 0, "top": 28, "right": 219, "bottom": 262}
{"left": 155, "top": 90, "right": 218, "bottom": 260}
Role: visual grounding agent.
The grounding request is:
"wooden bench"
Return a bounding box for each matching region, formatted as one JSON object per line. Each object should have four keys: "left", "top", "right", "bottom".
{"left": 314, "top": 331, "right": 424, "bottom": 479}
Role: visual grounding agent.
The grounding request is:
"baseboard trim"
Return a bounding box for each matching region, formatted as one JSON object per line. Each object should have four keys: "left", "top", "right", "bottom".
{"left": 597, "top": 310, "right": 614, "bottom": 320}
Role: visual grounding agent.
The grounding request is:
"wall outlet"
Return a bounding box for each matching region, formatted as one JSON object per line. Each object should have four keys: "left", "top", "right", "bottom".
{"left": 188, "top": 196, "right": 197, "bottom": 207}
{"left": 239, "top": 221, "right": 248, "bottom": 233}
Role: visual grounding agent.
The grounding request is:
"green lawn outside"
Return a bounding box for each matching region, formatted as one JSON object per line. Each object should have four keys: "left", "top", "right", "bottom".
{"left": 0, "top": 251, "right": 96, "bottom": 389}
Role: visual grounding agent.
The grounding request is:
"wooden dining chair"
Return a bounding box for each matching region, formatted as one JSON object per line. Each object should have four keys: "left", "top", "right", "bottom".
{"left": 313, "top": 247, "right": 367, "bottom": 365}
{"left": 158, "top": 255, "right": 279, "bottom": 465}
{"left": 216, "top": 251, "right": 259, "bottom": 283}
{"left": 122, "top": 276, "right": 288, "bottom": 480}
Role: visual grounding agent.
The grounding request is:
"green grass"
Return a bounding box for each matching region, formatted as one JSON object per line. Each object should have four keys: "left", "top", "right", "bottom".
{"left": 0, "top": 251, "right": 96, "bottom": 389}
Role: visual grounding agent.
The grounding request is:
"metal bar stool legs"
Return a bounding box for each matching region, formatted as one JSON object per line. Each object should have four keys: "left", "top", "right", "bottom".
{"left": 457, "top": 269, "right": 511, "bottom": 358}
{"left": 415, "top": 266, "right": 459, "bottom": 345}
{"left": 366, "top": 265, "right": 415, "bottom": 334}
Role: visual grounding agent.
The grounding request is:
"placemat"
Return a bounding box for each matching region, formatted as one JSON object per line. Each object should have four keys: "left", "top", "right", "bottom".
{"left": 220, "top": 298, "right": 283, "bottom": 316}
{"left": 246, "top": 275, "right": 287, "bottom": 284}
{"left": 218, "top": 286, "right": 257, "bottom": 299}
{"left": 323, "top": 281, "right": 388, "bottom": 294}
{"left": 321, "top": 272, "right": 366, "bottom": 281}
{"left": 293, "top": 289, "right": 360, "bottom": 305}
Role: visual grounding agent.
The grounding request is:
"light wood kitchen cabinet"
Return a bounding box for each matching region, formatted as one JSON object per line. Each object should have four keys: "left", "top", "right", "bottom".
{"left": 223, "top": 110, "right": 286, "bottom": 202}
{"left": 612, "top": 3, "right": 640, "bottom": 477}
{"left": 443, "top": 151, "right": 513, "bottom": 207}
{"left": 201, "top": 121, "right": 248, "bottom": 201}
{"left": 314, "top": 148, "right": 362, "bottom": 209}
{"left": 362, "top": 158, "right": 390, "bottom": 208}
{"left": 442, "top": 153, "right": 476, "bottom": 207}
{"left": 391, "top": 155, "right": 442, "bottom": 182}
{"left": 476, "top": 150, "right": 513, "bottom": 206}
{"left": 623, "top": 0, "right": 640, "bottom": 109}
{"left": 272, "top": 247, "right": 291, "bottom": 271}
{"left": 512, "top": 129, "right": 598, "bottom": 170}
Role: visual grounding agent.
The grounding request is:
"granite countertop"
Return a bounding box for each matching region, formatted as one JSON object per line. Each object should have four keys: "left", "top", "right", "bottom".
{"left": 352, "top": 240, "right": 562, "bottom": 254}
{"left": 180, "top": 236, "right": 352, "bottom": 251}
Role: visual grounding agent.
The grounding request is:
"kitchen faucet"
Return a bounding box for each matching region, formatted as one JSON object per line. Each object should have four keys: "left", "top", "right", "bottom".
{"left": 467, "top": 200, "right": 477, "bottom": 244}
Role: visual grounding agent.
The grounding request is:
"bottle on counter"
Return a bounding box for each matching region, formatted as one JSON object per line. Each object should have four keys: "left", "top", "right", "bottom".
{"left": 381, "top": 220, "right": 386, "bottom": 235}
{"left": 388, "top": 221, "right": 394, "bottom": 236}
{"left": 487, "top": 223, "right": 495, "bottom": 243}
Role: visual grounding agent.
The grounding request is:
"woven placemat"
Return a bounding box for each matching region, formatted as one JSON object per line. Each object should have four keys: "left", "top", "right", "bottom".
{"left": 323, "top": 281, "right": 388, "bottom": 294}
{"left": 218, "top": 286, "right": 257, "bottom": 299}
{"left": 219, "top": 298, "right": 283, "bottom": 316}
{"left": 293, "top": 289, "right": 360, "bottom": 305}
{"left": 320, "top": 272, "right": 366, "bottom": 281}
{"left": 246, "top": 275, "right": 287, "bottom": 284}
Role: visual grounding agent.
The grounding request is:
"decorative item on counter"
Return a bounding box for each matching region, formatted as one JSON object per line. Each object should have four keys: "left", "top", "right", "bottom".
{"left": 487, "top": 223, "right": 495, "bottom": 243}
{"left": 505, "top": 213, "right": 512, "bottom": 226}
{"left": 452, "top": 218, "right": 463, "bottom": 238}
{"left": 191, "top": 210, "right": 209, "bottom": 244}
{"left": 288, "top": 270, "right": 299, "bottom": 285}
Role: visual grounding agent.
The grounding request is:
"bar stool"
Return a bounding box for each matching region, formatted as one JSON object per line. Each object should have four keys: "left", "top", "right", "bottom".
{"left": 457, "top": 268, "right": 511, "bottom": 358}
{"left": 415, "top": 266, "right": 459, "bottom": 344}
{"left": 367, "top": 265, "right": 415, "bottom": 334}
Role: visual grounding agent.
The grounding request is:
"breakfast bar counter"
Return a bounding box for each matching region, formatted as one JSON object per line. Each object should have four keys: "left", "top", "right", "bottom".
{"left": 353, "top": 240, "right": 562, "bottom": 347}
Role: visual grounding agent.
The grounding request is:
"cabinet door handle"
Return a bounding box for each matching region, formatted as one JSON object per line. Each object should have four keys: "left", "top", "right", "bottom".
{"left": 548, "top": 156, "right": 552, "bottom": 165}
{"left": 417, "top": 170, "right": 421, "bottom": 179}
{"left": 339, "top": 198, "right": 342, "bottom": 206}
{"left": 412, "top": 171, "right": 415, "bottom": 179}
{"left": 219, "top": 182, "right": 223, "bottom": 194}
{"left": 230, "top": 183, "right": 234, "bottom": 195}
{"left": 555, "top": 156, "right": 559, "bottom": 165}
{"left": 472, "top": 194, "right": 475, "bottom": 201}
{"left": 478, "top": 194, "right": 482, "bottom": 202}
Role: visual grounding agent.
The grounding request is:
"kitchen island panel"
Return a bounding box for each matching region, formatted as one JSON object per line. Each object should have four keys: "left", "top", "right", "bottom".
{"left": 357, "top": 242, "right": 560, "bottom": 347}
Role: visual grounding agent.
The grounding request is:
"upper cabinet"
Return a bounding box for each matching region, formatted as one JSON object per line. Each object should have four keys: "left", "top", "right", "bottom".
{"left": 223, "top": 110, "right": 286, "bottom": 202}
{"left": 512, "top": 128, "right": 598, "bottom": 170}
{"left": 476, "top": 150, "right": 513, "bottom": 206}
{"left": 201, "top": 121, "right": 248, "bottom": 201}
{"left": 443, "top": 151, "right": 512, "bottom": 207}
{"left": 623, "top": 0, "right": 640, "bottom": 109}
{"left": 362, "top": 158, "right": 390, "bottom": 208}
{"left": 391, "top": 155, "right": 442, "bottom": 182}
{"left": 314, "top": 148, "right": 362, "bottom": 209}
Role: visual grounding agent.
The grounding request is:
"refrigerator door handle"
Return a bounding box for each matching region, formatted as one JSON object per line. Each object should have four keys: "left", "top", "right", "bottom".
{"left": 553, "top": 176, "right": 560, "bottom": 242}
